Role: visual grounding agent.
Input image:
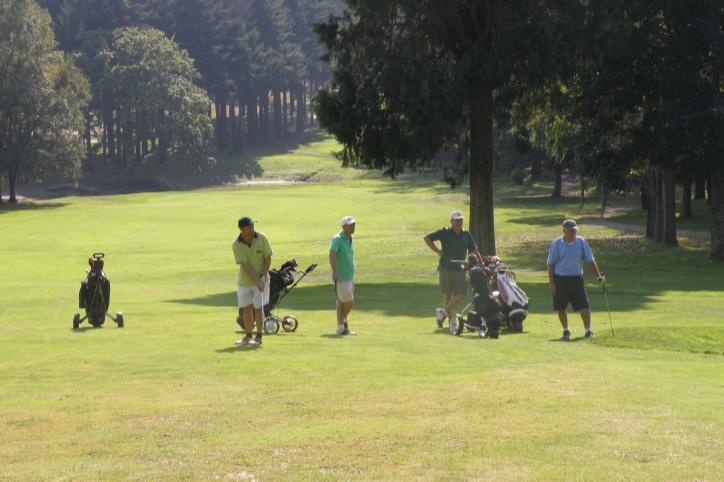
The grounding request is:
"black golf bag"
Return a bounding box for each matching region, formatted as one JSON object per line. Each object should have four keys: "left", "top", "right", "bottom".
{"left": 236, "top": 258, "right": 317, "bottom": 334}
{"left": 448, "top": 255, "right": 502, "bottom": 338}
{"left": 466, "top": 264, "right": 503, "bottom": 338}
{"left": 263, "top": 259, "right": 297, "bottom": 314}
{"left": 74, "top": 253, "right": 124, "bottom": 329}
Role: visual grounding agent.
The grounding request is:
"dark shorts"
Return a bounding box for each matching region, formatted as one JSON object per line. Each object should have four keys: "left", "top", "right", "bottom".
{"left": 553, "top": 275, "right": 590, "bottom": 312}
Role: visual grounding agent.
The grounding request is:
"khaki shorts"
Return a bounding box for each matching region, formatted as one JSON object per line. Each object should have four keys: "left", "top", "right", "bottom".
{"left": 336, "top": 280, "right": 354, "bottom": 303}
{"left": 439, "top": 267, "right": 468, "bottom": 296}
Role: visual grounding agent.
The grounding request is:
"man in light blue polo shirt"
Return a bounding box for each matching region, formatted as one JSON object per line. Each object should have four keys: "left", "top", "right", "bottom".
{"left": 329, "top": 216, "right": 356, "bottom": 335}
{"left": 547, "top": 219, "right": 605, "bottom": 340}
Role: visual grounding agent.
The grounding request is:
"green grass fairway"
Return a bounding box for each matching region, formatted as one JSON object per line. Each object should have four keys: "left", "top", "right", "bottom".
{"left": 2, "top": 148, "right": 723, "bottom": 480}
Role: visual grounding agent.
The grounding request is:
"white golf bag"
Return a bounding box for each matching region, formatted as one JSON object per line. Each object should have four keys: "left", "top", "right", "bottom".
{"left": 485, "top": 256, "right": 529, "bottom": 332}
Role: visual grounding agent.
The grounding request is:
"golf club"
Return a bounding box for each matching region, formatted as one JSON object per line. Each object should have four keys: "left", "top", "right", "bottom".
{"left": 602, "top": 278, "right": 614, "bottom": 337}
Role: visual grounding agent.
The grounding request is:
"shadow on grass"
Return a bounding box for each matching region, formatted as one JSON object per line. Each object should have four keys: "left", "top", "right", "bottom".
{"left": 168, "top": 282, "right": 446, "bottom": 319}
{"left": 167, "top": 279, "right": 663, "bottom": 319}
{"left": 0, "top": 201, "right": 69, "bottom": 215}
{"left": 216, "top": 344, "right": 262, "bottom": 354}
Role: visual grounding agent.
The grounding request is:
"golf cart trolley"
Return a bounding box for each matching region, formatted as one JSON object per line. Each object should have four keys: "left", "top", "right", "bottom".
{"left": 485, "top": 255, "right": 530, "bottom": 332}
{"left": 448, "top": 255, "right": 529, "bottom": 339}
{"left": 236, "top": 258, "right": 317, "bottom": 334}
{"left": 73, "top": 253, "right": 124, "bottom": 329}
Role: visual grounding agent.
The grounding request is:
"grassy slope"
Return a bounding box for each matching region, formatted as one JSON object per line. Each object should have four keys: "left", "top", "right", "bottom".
{"left": 1, "top": 134, "right": 723, "bottom": 481}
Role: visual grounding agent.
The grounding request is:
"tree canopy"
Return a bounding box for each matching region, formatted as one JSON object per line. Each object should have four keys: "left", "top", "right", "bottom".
{"left": 313, "top": 0, "right": 583, "bottom": 255}
{"left": 0, "top": 0, "right": 90, "bottom": 203}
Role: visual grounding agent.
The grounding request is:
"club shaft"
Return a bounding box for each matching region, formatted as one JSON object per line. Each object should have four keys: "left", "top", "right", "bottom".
{"left": 603, "top": 285, "right": 614, "bottom": 336}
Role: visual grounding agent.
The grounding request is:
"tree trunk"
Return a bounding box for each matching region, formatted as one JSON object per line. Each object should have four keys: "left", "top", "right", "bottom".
{"left": 296, "top": 84, "right": 305, "bottom": 134}
{"left": 273, "top": 89, "right": 282, "bottom": 139}
{"left": 8, "top": 170, "right": 17, "bottom": 203}
{"left": 118, "top": 106, "right": 125, "bottom": 168}
{"left": 247, "top": 91, "right": 257, "bottom": 147}
{"left": 706, "top": 175, "right": 712, "bottom": 204}
{"left": 107, "top": 111, "right": 115, "bottom": 164}
{"left": 290, "top": 90, "right": 296, "bottom": 131}
{"left": 640, "top": 173, "right": 648, "bottom": 210}
{"left": 309, "top": 80, "right": 315, "bottom": 124}
{"left": 644, "top": 167, "right": 655, "bottom": 238}
{"left": 695, "top": 174, "right": 706, "bottom": 199}
{"left": 221, "top": 99, "right": 228, "bottom": 153}
{"left": 680, "top": 171, "right": 692, "bottom": 220}
{"left": 551, "top": 162, "right": 562, "bottom": 197}
{"left": 135, "top": 111, "right": 142, "bottom": 165}
{"left": 468, "top": 90, "right": 496, "bottom": 256}
{"left": 158, "top": 109, "right": 167, "bottom": 164}
{"left": 654, "top": 165, "right": 663, "bottom": 243}
{"left": 124, "top": 115, "right": 134, "bottom": 175}
{"left": 282, "top": 90, "right": 288, "bottom": 136}
{"left": 530, "top": 155, "right": 542, "bottom": 180}
{"left": 662, "top": 166, "right": 678, "bottom": 246}
{"left": 261, "top": 93, "right": 269, "bottom": 144}
{"left": 229, "top": 98, "right": 236, "bottom": 155}
{"left": 85, "top": 117, "right": 93, "bottom": 171}
{"left": 237, "top": 99, "right": 244, "bottom": 153}
{"left": 102, "top": 118, "right": 107, "bottom": 162}
{"left": 709, "top": 164, "right": 724, "bottom": 259}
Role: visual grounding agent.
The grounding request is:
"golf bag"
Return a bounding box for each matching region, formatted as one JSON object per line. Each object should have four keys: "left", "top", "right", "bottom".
{"left": 236, "top": 258, "right": 317, "bottom": 334}
{"left": 484, "top": 256, "right": 529, "bottom": 332}
{"left": 74, "top": 253, "right": 124, "bottom": 329}
{"left": 448, "top": 255, "right": 503, "bottom": 338}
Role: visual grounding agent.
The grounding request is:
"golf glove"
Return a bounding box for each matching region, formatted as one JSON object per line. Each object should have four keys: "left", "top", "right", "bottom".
{"left": 597, "top": 275, "right": 606, "bottom": 284}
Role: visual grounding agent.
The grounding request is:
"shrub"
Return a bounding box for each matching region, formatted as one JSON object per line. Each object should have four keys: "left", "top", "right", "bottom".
{"left": 510, "top": 167, "right": 527, "bottom": 186}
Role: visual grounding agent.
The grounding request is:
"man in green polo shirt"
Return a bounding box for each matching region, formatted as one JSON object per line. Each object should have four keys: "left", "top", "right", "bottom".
{"left": 329, "top": 215, "right": 356, "bottom": 335}
{"left": 423, "top": 211, "right": 483, "bottom": 328}
{"left": 232, "top": 216, "right": 273, "bottom": 346}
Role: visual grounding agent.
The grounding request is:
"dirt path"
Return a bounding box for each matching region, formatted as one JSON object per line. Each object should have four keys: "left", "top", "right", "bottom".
{"left": 578, "top": 218, "right": 709, "bottom": 238}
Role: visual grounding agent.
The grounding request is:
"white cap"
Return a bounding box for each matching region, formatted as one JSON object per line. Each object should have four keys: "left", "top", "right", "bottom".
{"left": 341, "top": 216, "right": 356, "bottom": 226}
{"left": 450, "top": 211, "right": 464, "bottom": 220}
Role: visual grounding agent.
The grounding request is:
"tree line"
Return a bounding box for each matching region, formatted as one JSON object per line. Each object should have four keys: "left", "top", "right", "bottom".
{"left": 312, "top": 0, "right": 724, "bottom": 259}
{"left": 1, "top": 0, "right": 342, "bottom": 202}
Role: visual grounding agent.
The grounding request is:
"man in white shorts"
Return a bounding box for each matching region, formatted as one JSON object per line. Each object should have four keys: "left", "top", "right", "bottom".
{"left": 329, "top": 216, "right": 356, "bottom": 335}
{"left": 232, "top": 216, "right": 272, "bottom": 345}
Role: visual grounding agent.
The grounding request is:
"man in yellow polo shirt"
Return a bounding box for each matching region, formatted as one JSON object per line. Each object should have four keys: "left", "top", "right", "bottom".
{"left": 232, "top": 216, "right": 273, "bottom": 346}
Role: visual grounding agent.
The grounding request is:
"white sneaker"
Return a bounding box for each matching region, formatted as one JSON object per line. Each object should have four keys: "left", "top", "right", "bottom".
{"left": 344, "top": 329, "right": 356, "bottom": 336}
{"left": 336, "top": 325, "right": 346, "bottom": 335}
{"left": 435, "top": 308, "right": 447, "bottom": 328}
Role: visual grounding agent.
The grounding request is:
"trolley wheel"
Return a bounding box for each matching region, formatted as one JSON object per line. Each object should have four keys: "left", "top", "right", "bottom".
{"left": 282, "top": 315, "right": 298, "bottom": 332}
{"left": 264, "top": 319, "right": 280, "bottom": 334}
{"left": 512, "top": 321, "right": 523, "bottom": 332}
{"left": 449, "top": 314, "right": 464, "bottom": 336}
{"left": 116, "top": 312, "right": 124, "bottom": 328}
{"left": 478, "top": 329, "right": 486, "bottom": 338}
{"left": 73, "top": 313, "right": 80, "bottom": 329}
